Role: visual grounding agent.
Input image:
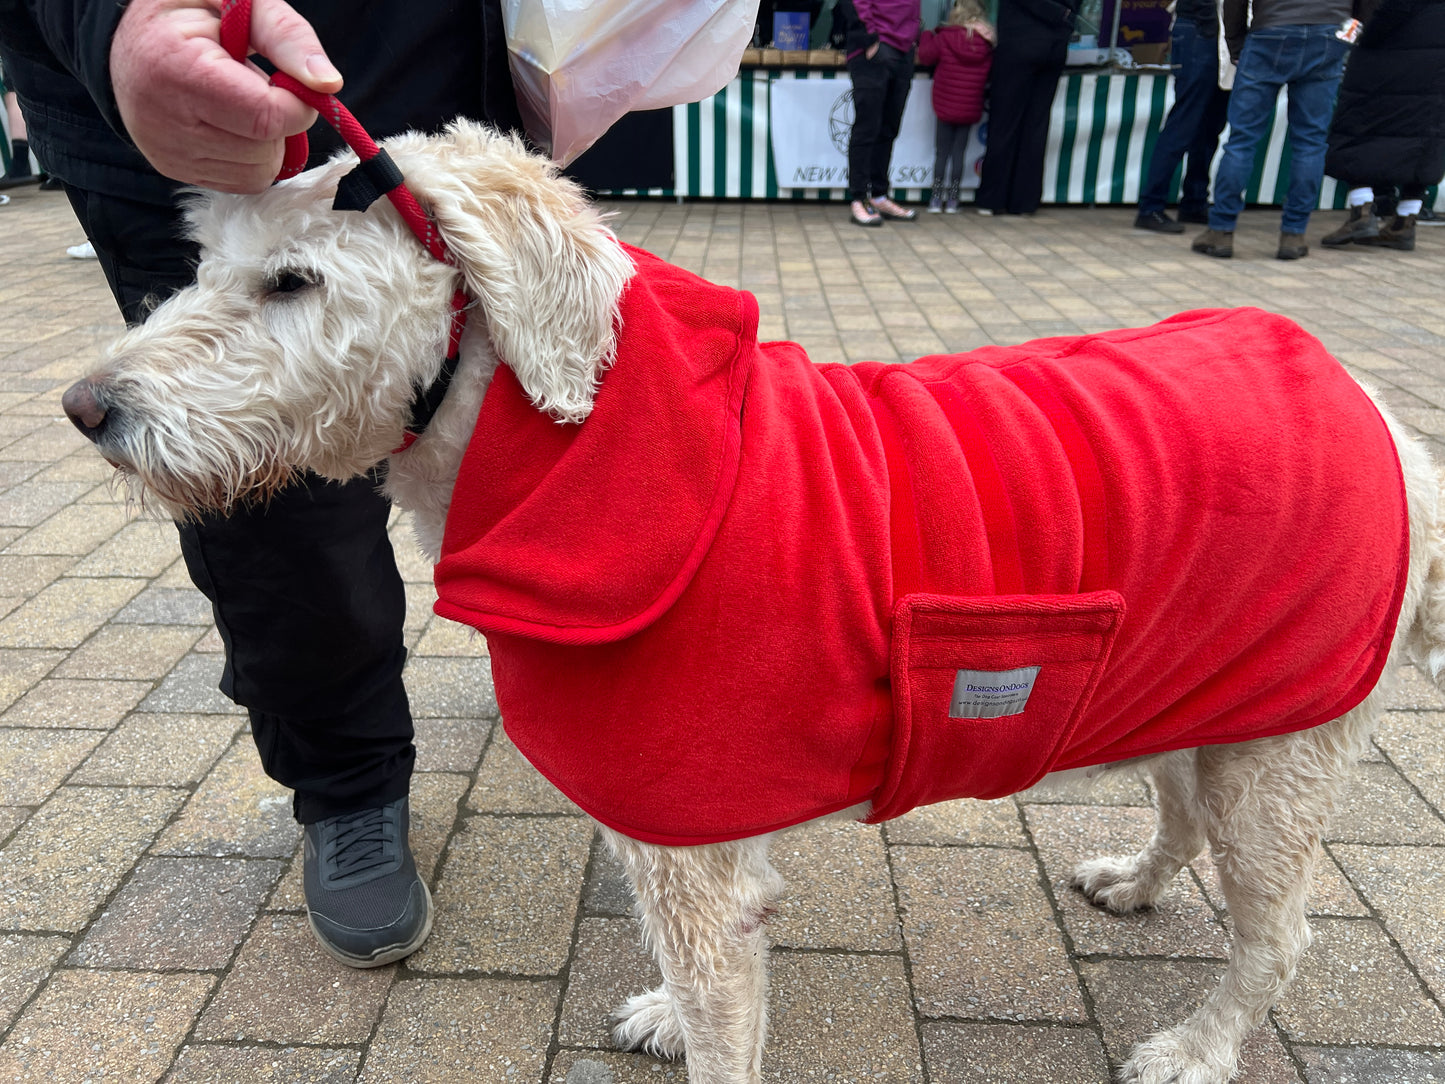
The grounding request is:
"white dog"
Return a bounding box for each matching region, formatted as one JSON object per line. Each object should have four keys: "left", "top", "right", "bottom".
{"left": 61, "top": 121, "right": 1445, "bottom": 1084}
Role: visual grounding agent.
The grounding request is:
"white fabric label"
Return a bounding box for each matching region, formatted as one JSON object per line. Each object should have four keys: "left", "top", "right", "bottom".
{"left": 950, "top": 666, "right": 1041, "bottom": 719}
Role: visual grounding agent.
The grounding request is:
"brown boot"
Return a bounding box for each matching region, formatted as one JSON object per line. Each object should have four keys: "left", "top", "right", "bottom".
{"left": 1191, "top": 229, "right": 1234, "bottom": 258}
{"left": 1320, "top": 202, "right": 1379, "bottom": 247}
{"left": 1276, "top": 232, "right": 1309, "bottom": 260}
{"left": 1360, "top": 214, "right": 1417, "bottom": 251}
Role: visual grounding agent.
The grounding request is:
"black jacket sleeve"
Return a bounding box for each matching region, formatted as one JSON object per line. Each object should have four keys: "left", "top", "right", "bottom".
{"left": 0, "top": 0, "right": 132, "bottom": 134}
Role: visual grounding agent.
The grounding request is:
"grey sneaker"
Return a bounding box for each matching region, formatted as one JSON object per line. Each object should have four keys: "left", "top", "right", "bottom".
{"left": 303, "top": 797, "right": 432, "bottom": 968}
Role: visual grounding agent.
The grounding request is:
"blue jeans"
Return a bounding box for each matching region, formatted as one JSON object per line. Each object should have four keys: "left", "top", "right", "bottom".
{"left": 1138, "top": 21, "right": 1230, "bottom": 216}
{"left": 1209, "top": 25, "right": 1348, "bottom": 234}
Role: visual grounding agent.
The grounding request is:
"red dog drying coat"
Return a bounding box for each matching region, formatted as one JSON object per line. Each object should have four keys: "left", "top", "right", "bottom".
{"left": 434, "top": 245, "right": 1409, "bottom": 846}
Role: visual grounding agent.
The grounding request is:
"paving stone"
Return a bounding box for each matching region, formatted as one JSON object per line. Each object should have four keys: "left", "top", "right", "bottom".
{"left": 0, "top": 727, "right": 101, "bottom": 804}
{"left": 1025, "top": 804, "right": 1231, "bottom": 959}
{"left": 1331, "top": 844, "right": 1445, "bottom": 1003}
{"left": 469, "top": 728, "right": 576, "bottom": 814}
{"left": 556, "top": 917, "right": 656, "bottom": 1048}
{"left": 139, "top": 651, "right": 240, "bottom": 713}
{"left": 0, "top": 676, "right": 150, "bottom": 728}
{"left": 414, "top": 814, "right": 592, "bottom": 974}
{"left": 165, "top": 1045, "right": 362, "bottom": 1083}
{"left": 0, "top": 969, "right": 213, "bottom": 1082}
{"left": 0, "top": 785, "right": 185, "bottom": 930}
{"left": 921, "top": 1021, "right": 1111, "bottom": 1084}
{"left": 770, "top": 818, "right": 902, "bottom": 951}
{"left": 0, "top": 933, "right": 70, "bottom": 1031}
{"left": 64, "top": 517, "right": 180, "bottom": 578}
{"left": 765, "top": 951, "right": 922, "bottom": 1083}
{"left": 1019, "top": 766, "right": 1154, "bottom": 806}
{"left": 195, "top": 914, "right": 394, "bottom": 1043}
{"left": 0, "top": 554, "right": 75, "bottom": 599}
{"left": 152, "top": 740, "right": 300, "bottom": 858}
{"left": 403, "top": 655, "right": 498, "bottom": 718}
{"left": 1325, "top": 761, "right": 1445, "bottom": 844}
{"left": 414, "top": 715, "right": 491, "bottom": 772}
{"left": 414, "top": 615, "right": 491, "bottom": 656}
{"left": 358, "top": 977, "right": 557, "bottom": 1083}
{"left": 0, "top": 479, "right": 92, "bottom": 527}
{"left": 546, "top": 1051, "right": 687, "bottom": 1083}
{"left": 1374, "top": 710, "right": 1445, "bottom": 814}
{"left": 6, "top": 501, "right": 129, "bottom": 555}
{"left": 1276, "top": 918, "right": 1445, "bottom": 1045}
{"left": 70, "top": 856, "right": 281, "bottom": 968}
{"left": 1385, "top": 665, "right": 1445, "bottom": 710}
{"left": 1296, "top": 1046, "right": 1445, "bottom": 1082}
{"left": 582, "top": 834, "right": 635, "bottom": 917}
{"left": 113, "top": 584, "right": 214, "bottom": 625}
{"left": 885, "top": 795, "right": 1027, "bottom": 846}
{"left": 0, "top": 647, "right": 63, "bottom": 712}
{"left": 0, "top": 576, "right": 145, "bottom": 648}
{"left": 892, "top": 844, "right": 1086, "bottom": 1022}
{"left": 51, "top": 623, "right": 205, "bottom": 680}
{"left": 69, "top": 713, "right": 240, "bottom": 786}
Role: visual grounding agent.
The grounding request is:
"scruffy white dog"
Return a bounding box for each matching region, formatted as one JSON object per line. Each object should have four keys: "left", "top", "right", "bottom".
{"left": 62, "top": 121, "right": 1445, "bottom": 1084}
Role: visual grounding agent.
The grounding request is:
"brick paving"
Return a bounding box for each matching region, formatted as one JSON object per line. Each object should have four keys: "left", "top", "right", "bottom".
{"left": 2, "top": 181, "right": 1445, "bottom": 1083}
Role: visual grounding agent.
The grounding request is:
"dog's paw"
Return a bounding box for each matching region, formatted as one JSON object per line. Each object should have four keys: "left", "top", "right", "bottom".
{"left": 1118, "top": 1030, "right": 1238, "bottom": 1084}
{"left": 1072, "top": 855, "right": 1165, "bottom": 914}
{"left": 611, "top": 986, "right": 686, "bottom": 1060}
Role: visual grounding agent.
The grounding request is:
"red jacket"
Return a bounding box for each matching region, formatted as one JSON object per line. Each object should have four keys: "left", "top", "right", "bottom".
{"left": 434, "top": 246, "right": 1408, "bottom": 847}
{"left": 918, "top": 25, "right": 993, "bottom": 124}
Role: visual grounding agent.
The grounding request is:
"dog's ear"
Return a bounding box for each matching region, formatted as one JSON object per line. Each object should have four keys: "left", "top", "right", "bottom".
{"left": 390, "top": 122, "right": 635, "bottom": 423}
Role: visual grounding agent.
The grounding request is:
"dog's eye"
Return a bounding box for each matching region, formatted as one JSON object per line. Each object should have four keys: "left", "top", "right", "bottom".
{"left": 265, "top": 270, "right": 318, "bottom": 296}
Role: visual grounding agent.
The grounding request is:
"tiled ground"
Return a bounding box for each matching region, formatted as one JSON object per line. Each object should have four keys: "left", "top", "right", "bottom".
{"left": 3, "top": 180, "right": 1445, "bottom": 1083}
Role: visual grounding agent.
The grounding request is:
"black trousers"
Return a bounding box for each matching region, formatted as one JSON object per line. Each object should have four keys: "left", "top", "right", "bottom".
{"left": 975, "top": 38, "right": 1068, "bottom": 214}
{"left": 66, "top": 185, "right": 414, "bottom": 824}
{"left": 847, "top": 43, "right": 915, "bottom": 201}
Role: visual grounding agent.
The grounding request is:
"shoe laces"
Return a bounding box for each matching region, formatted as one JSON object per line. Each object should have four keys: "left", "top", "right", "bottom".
{"left": 318, "top": 802, "right": 402, "bottom": 882}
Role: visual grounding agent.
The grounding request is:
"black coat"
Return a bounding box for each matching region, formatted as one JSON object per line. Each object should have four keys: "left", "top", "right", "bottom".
{"left": 1325, "top": 0, "right": 1445, "bottom": 186}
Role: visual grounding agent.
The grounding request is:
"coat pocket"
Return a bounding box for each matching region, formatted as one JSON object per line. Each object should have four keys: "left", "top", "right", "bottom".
{"left": 867, "top": 590, "right": 1125, "bottom": 821}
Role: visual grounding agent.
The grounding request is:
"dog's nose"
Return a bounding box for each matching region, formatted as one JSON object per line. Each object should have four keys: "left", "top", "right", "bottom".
{"left": 62, "top": 380, "right": 108, "bottom": 440}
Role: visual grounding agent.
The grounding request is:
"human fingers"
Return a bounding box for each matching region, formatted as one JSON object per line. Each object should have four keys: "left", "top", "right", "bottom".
{"left": 249, "top": 0, "right": 343, "bottom": 94}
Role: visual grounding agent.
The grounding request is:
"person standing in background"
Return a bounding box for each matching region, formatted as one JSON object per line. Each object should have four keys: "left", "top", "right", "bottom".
{"left": 1192, "top": 0, "right": 1365, "bottom": 259}
{"left": 920, "top": 0, "right": 995, "bottom": 213}
{"left": 1320, "top": 0, "right": 1445, "bottom": 252}
{"left": 1132, "top": 0, "right": 1231, "bottom": 232}
{"left": 975, "top": 0, "right": 1079, "bottom": 215}
{"left": 838, "top": 0, "right": 923, "bottom": 226}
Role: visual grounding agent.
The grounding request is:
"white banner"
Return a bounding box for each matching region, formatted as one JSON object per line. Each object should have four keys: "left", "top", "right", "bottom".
{"left": 768, "top": 76, "right": 983, "bottom": 191}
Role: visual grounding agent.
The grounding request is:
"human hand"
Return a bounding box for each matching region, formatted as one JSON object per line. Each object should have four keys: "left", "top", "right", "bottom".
{"left": 110, "top": 0, "right": 343, "bottom": 192}
{"left": 866, "top": 41, "right": 881, "bottom": 59}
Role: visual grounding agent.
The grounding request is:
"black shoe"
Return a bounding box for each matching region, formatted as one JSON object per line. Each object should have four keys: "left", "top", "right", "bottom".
{"left": 37, "top": 175, "right": 63, "bottom": 191}
{"left": 303, "top": 797, "right": 433, "bottom": 968}
{"left": 0, "top": 172, "right": 39, "bottom": 191}
{"left": 1177, "top": 205, "right": 1211, "bottom": 225}
{"left": 1417, "top": 206, "right": 1443, "bottom": 227}
{"left": 1134, "top": 209, "right": 1185, "bottom": 234}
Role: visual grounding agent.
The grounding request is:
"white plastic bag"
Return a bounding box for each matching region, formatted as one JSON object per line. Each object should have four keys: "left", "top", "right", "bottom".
{"left": 503, "top": 0, "right": 758, "bottom": 166}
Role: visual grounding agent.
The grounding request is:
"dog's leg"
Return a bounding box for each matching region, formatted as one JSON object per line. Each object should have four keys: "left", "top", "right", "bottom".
{"left": 602, "top": 827, "right": 783, "bottom": 1084}
{"left": 1120, "top": 718, "right": 1361, "bottom": 1084}
{"left": 1072, "top": 750, "right": 1208, "bottom": 913}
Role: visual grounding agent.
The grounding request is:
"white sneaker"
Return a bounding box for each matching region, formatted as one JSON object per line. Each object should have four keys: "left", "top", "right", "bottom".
{"left": 66, "top": 240, "right": 95, "bottom": 260}
{"left": 927, "top": 196, "right": 943, "bottom": 213}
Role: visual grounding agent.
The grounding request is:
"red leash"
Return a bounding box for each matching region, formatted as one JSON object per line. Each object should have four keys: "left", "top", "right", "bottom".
{"left": 219, "top": 0, "right": 469, "bottom": 451}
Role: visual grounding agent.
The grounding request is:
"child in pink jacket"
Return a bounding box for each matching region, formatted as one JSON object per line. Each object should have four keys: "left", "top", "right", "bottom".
{"left": 919, "top": 0, "right": 995, "bottom": 212}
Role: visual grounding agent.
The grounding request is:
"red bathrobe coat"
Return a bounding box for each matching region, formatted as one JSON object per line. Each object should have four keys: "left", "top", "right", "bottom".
{"left": 433, "top": 245, "right": 1409, "bottom": 847}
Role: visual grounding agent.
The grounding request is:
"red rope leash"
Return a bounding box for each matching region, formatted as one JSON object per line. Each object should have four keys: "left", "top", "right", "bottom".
{"left": 218, "top": 0, "right": 469, "bottom": 450}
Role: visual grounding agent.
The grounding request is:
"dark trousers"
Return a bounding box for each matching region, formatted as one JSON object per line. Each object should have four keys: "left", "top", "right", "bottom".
{"left": 933, "top": 119, "right": 972, "bottom": 201}
{"left": 65, "top": 185, "right": 415, "bottom": 824}
{"left": 847, "top": 43, "right": 915, "bottom": 201}
{"left": 1137, "top": 21, "right": 1231, "bottom": 216}
{"left": 975, "top": 38, "right": 1067, "bottom": 214}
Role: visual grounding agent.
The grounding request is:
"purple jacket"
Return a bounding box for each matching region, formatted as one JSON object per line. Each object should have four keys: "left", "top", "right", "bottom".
{"left": 855, "top": 0, "right": 922, "bottom": 52}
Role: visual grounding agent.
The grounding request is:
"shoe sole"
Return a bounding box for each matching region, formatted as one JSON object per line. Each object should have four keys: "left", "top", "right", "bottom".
{"left": 307, "top": 880, "right": 434, "bottom": 969}
{"left": 1133, "top": 221, "right": 1185, "bottom": 234}
{"left": 1192, "top": 247, "right": 1232, "bottom": 258}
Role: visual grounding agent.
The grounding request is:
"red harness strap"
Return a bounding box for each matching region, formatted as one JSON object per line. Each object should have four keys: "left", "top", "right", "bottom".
{"left": 218, "top": 0, "right": 469, "bottom": 452}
